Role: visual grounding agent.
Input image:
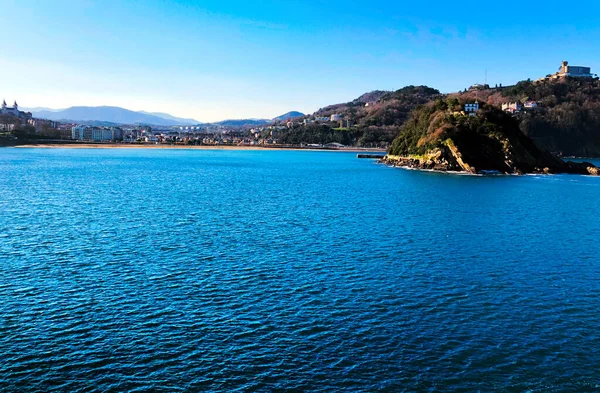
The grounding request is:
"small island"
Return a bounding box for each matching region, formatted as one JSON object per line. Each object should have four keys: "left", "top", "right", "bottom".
{"left": 381, "top": 99, "right": 599, "bottom": 176}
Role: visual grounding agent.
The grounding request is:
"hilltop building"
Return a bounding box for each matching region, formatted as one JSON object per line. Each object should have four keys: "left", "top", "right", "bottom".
{"left": 1, "top": 100, "right": 32, "bottom": 120}
{"left": 553, "top": 61, "right": 594, "bottom": 79}
{"left": 468, "top": 84, "right": 489, "bottom": 91}
{"left": 538, "top": 61, "right": 597, "bottom": 82}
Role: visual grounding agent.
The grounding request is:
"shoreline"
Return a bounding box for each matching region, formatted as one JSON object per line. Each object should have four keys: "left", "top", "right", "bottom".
{"left": 11, "top": 143, "right": 386, "bottom": 153}
{"left": 379, "top": 156, "right": 600, "bottom": 176}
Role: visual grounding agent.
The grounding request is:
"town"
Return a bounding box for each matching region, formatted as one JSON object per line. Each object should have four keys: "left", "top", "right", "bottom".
{"left": 0, "top": 60, "right": 596, "bottom": 148}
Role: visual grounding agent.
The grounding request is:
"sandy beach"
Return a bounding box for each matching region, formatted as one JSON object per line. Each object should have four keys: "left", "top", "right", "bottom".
{"left": 14, "top": 143, "right": 386, "bottom": 153}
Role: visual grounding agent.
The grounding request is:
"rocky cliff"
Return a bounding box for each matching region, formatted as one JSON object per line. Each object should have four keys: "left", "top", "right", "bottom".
{"left": 383, "top": 99, "right": 598, "bottom": 176}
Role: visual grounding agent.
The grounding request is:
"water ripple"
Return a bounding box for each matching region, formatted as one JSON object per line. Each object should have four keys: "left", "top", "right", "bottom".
{"left": 0, "top": 149, "right": 599, "bottom": 392}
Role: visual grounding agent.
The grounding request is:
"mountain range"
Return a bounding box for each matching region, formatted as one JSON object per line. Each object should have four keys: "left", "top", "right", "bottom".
{"left": 23, "top": 106, "right": 304, "bottom": 127}
{"left": 24, "top": 106, "right": 201, "bottom": 126}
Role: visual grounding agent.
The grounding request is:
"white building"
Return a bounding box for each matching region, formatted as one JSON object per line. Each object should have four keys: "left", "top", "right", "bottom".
{"left": 524, "top": 101, "right": 538, "bottom": 109}
{"left": 314, "top": 117, "right": 330, "bottom": 122}
{"left": 464, "top": 102, "right": 479, "bottom": 115}
{"left": 502, "top": 102, "right": 522, "bottom": 114}
{"left": 72, "top": 126, "right": 123, "bottom": 141}
{"left": 330, "top": 114, "right": 342, "bottom": 122}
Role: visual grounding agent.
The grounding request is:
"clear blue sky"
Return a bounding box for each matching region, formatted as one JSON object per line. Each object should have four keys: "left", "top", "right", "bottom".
{"left": 1, "top": 0, "right": 599, "bottom": 122}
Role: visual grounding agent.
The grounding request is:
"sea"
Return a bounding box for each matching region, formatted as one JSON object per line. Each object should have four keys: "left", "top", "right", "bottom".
{"left": 1, "top": 148, "right": 599, "bottom": 392}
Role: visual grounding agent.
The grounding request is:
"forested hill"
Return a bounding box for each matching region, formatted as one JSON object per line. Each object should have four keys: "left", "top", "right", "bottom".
{"left": 274, "top": 78, "right": 600, "bottom": 156}
{"left": 452, "top": 78, "right": 600, "bottom": 156}
{"left": 385, "top": 99, "right": 598, "bottom": 176}
{"left": 276, "top": 86, "right": 441, "bottom": 147}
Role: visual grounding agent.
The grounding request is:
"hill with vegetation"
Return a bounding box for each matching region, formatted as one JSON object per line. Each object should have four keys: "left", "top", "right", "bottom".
{"left": 276, "top": 86, "right": 441, "bottom": 147}
{"left": 275, "top": 78, "right": 600, "bottom": 155}
{"left": 452, "top": 78, "right": 600, "bottom": 156}
{"left": 384, "top": 98, "right": 598, "bottom": 175}
{"left": 272, "top": 111, "right": 304, "bottom": 122}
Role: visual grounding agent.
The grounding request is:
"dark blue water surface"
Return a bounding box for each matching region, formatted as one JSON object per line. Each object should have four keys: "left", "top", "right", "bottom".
{"left": 1, "top": 148, "right": 600, "bottom": 392}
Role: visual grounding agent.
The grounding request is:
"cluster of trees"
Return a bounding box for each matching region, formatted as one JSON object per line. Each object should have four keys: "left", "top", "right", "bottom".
{"left": 0, "top": 115, "right": 46, "bottom": 140}
{"left": 276, "top": 124, "right": 361, "bottom": 146}
{"left": 441, "top": 78, "right": 600, "bottom": 156}
{"left": 388, "top": 98, "right": 534, "bottom": 165}
{"left": 501, "top": 78, "right": 600, "bottom": 156}
{"left": 0, "top": 115, "right": 22, "bottom": 133}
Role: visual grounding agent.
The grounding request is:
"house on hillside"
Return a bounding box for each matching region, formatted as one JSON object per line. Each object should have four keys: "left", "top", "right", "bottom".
{"left": 464, "top": 102, "right": 479, "bottom": 116}
{"left": 502, "top": 102, "right": 523, "bottom": 114}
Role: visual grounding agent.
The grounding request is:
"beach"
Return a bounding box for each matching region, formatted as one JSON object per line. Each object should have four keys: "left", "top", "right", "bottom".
{"left": 14, "top": 143, "right": 386, "bottom": 153}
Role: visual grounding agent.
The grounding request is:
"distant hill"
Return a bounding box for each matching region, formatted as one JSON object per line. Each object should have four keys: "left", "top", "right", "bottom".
{"left": 22, "top": 107, "right": 64, "bottom": 113}
{"left": 272, "top": 111, "right": 304, "bottom": 122}
{"left": 138, "top": 111, "right": 200, "bottom": 125}
{"left": 27, "top": 105, "right": 304, "bottom": 128}
{"left": 30, "top": 106, "right": 199, "bottom": 126}
{"left": 277, "top": 86, "right": 441, "bottom": 147}
{"left": 214, "top": 111, "right": 304, "bottom": 127}
{"left": 214, "top": 119, "right": 270, "bottom": 127}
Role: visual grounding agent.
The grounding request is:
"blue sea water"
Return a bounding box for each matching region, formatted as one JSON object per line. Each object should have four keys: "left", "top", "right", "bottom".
{"left": 1, "top": 148, "right": 600, "bottom": 392}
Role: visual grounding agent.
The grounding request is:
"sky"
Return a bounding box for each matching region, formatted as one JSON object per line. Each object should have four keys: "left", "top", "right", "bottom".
{"left": 1, "top": 0, "right": 599, "bottom": 122}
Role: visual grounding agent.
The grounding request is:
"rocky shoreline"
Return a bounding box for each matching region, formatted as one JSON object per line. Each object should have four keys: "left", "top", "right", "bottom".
{"left": 379, "top": 153, "right": 599, "bottom": 176}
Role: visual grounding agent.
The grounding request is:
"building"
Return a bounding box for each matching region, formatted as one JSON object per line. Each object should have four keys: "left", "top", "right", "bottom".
{"left": 541, "top": 61, "right": 597, "bottom": 81}
{"left": 339, "top": 119, "right": 353, "bottom": 128}
{"left": 464, "top": 102, "right": 479, "bottom": 115}
{"left": 468, "top": 84, "right": 490, "bottom": 91}
{"left": 72, "top": 126, "right": 123, "bottom": 141}
{"left": 524, "top": 101, "right": 538, "bottom": 109}
{"left": 28, "top": 118, "right": 59, "bottom": 134}
{"left": 554, "top": 61, "right": 594, "bottom": 79}
{"left": 1, "top": 100, "right": 32, "bottom": 120}
{"left": 314, "top": 117, "right": 330, "bottom": 123}
{"left": 502, "top": 102, "right": 523, "bottom": 114}
{"left": 330, "top": 114, "right": 342, "bottom": 122}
